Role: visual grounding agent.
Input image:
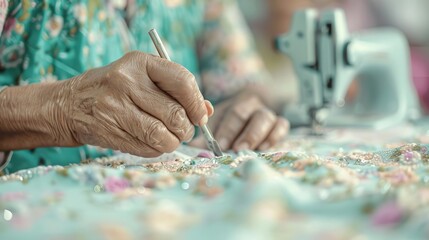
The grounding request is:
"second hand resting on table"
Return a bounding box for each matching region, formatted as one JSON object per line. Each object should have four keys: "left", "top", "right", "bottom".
{"left": 0, "top": 51, "right": 289, "bottom": 157}
{"left": 190, "top": 89, "right": 290, "bottom": 152}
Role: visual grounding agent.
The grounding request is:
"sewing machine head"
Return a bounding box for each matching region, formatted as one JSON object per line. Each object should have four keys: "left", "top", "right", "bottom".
{"left": 276, "top": 9, "right": 421, "bottom": 129}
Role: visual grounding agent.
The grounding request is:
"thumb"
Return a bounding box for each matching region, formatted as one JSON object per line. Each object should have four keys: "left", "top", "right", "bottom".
{"left": 146, "top": 54, "right": 208, "bottom": 126}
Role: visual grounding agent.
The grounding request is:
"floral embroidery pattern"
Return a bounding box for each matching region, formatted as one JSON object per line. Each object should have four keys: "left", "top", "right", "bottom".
{"left": 104, "top": 176, "right": 130, "bottom": 193}
{"left": 2, "top": 144, "right": 429, "bottom": 238}
{"left": 389, "top": 143, "right": 429, "bottom": 164}
{"left": 0, "top": 144, "right": 429, "bottom": 239}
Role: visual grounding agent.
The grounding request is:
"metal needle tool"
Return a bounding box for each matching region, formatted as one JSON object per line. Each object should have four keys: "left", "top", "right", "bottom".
{"left": 148, "top": 28, "right": 224, "bottom": 157}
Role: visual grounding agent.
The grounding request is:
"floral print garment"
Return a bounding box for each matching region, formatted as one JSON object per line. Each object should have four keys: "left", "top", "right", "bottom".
{"left": 0, "top": 0, "right": 268, "bottom": 173}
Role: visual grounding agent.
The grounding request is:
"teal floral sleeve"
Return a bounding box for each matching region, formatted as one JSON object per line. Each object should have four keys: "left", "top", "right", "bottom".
{"left": 125, "top": 0, "right": 205, "bottom": 79}
{"left": 0, "top": 1, "right": 6, "bottom": 36}
{"left": 0, "top": 0, "right": 128, "bottom": 173}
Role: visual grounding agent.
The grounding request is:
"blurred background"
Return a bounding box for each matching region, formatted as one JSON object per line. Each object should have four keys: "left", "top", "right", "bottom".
{"left": 237, "top": 0, "right": 429, "bottom": 111}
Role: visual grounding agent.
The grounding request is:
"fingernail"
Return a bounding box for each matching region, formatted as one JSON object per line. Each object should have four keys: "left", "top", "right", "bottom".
{"left": 219, "top": 138, "right": 228, "bottom": 150}
{"left": 199, "top": 115, "right": 208, "bottom": 126}
{"left": 259, "top": 143, "right": 270, "bottom": 151}
{"left": 236, "top": 142, "right": 250, "bottom": 151}
{"left": 207, "top": 101, "right": 214, "bottom": 110}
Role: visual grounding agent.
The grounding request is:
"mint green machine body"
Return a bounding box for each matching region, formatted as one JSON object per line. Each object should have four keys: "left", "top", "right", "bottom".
{"left": 276, "top": 9, "right": 421, "bottom": 128}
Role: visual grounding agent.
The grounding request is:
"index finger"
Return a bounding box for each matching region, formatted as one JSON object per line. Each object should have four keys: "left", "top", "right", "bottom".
{"left": 146, "top": 54, "right": 208, "bottom": 126}
{"left": 214, "top": 97, "right": 262, "bottom": 150}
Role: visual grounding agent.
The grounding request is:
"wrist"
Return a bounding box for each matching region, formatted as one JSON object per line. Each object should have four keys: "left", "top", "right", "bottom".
{"left": 0, "top": 81, "right": 78, "bottom": 150}
{"left": 37, "top": 80, "right": 78, "bottom": 146}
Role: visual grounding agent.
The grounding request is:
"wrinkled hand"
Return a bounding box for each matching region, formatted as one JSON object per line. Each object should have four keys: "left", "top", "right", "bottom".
{"left": 59, "top": 51, "right": 212, "bottom": 157}
{"left": 190, "top": 93, "right": 289, "bottom": 152}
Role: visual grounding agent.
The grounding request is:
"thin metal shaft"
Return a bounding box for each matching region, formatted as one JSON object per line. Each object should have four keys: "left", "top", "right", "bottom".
{"left": 148, "top": 28, "right": 224, "bottom": 157}
{"left": 148, "top": 29, "right": 171, "bottom": 61}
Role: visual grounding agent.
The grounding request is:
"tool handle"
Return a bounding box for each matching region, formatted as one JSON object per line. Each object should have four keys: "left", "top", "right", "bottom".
{"left": 148, "top": 29, "right": 171, "bottom": 61}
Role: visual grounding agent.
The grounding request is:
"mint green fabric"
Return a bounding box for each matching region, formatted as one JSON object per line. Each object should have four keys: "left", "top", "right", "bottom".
{"left": 1, "top": 142, "right": 429, "bottom": 238}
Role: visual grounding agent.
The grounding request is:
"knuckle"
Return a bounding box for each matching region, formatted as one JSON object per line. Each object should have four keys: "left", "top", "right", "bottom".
{"left": 124, "top": 50, "right": 144, "bottom": 60}
{"left": 96, "top": 95, "right": 109, "bottom": 108}
{"left": 124, "top": 51, "right": 137, "bottom": 58}
{"left": 230, "top": 105, "right": 247, "bottom": 121}
{"left": 123, "top": 51, "right": 148, "bottom": 70}
{"left": 145, "top": 120, "right": 179, "bottom": 153}
{"left": 246, "top": 95, "right": 262, "bottom": 106}
{"left": 256, "top": 108, "right": 276, "bottom": 122}
{"left": 231, "top": 98, "right": 261, "bottom": 120}
{"left": 104, "top": 66, "right": 124, "bottom": 84}
{"left": 168, "top": 105, "right": 187, "bottom": 128}
{"left": 146, "top": 121, "right": 167, "bottom": 146}
{"left": 244, "top": 133, "right": 259, "bottom": 145}
{"left": 104, "top": 66, "right": 139, "bottom": 92}
{"left": 255, "top": 107, "right": 271, "bottom": 115}
{"left": 167, "top": 105, "right": 194, "bottom": 141}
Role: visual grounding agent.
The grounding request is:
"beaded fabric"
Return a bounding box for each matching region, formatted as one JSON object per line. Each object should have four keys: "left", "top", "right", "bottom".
{"left": 2, "top": 124, "right": 429, "bottom": 239}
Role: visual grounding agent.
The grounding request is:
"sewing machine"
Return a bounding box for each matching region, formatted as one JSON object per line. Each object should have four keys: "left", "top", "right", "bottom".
{"left": 276, "top": 9, "right": 421, "bottom": 129}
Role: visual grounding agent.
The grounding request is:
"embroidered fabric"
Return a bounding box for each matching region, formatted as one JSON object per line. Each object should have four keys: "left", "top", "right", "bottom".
{"left": 1, "top": 136, "right": 429, "bottom": 239}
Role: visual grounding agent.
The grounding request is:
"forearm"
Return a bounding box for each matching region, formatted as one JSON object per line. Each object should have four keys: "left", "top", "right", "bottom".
{"left": 0, "top": 82, "right": 77, "bottom": 150}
